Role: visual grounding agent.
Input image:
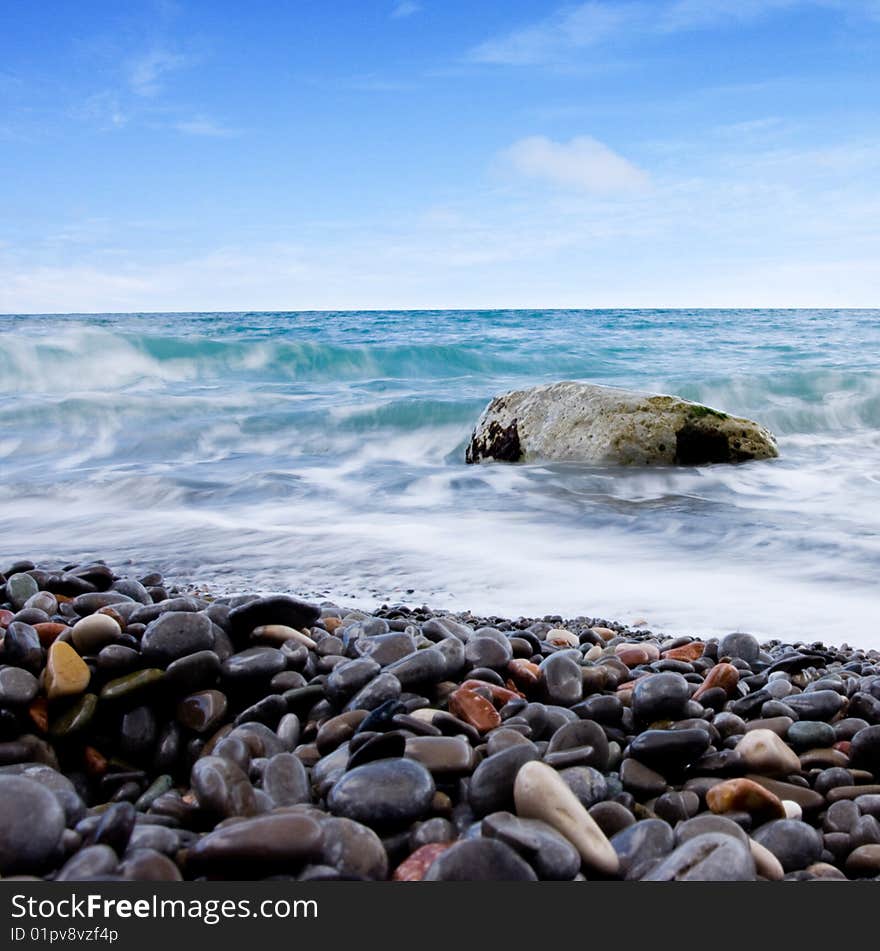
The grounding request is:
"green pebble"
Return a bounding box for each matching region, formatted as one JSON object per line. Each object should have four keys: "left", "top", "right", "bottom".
{"left": 135, "top": 774, "right": 174, "bottom": 811}
{"left": 50, "top": 693, "right": 98, "bottom": 736}
{"left": 100, "top": 668, "right": 165, "bottom": 701}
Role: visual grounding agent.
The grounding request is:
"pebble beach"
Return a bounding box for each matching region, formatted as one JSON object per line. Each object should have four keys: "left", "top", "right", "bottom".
{"left": 3, "top": 558, "right": 880, "bottom": 882}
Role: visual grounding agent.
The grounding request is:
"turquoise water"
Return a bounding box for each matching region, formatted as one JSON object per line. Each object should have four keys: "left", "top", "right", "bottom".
{"left": 1, "top": 310, "right": 879, "bottom": 642}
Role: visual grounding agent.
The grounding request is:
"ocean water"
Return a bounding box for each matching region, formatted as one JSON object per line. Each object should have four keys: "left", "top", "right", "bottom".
{"left": 1, "top": 309, "right": 878, "bottom": 644}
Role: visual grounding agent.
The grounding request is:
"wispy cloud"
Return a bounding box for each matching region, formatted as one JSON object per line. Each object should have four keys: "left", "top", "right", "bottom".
{"left": 391, "top": 1, "right": 421, "bottom": 19}
{"left": 470, "top": 1, "right": 880, "bottom": 65}
{"left": 173, "top": 116, "right": 237, "bottom": 137}
{"left": 127, "top": 47, "right": 192, "bottom": 96}
{"left": 501, "top": 135, "right": 650, "bottom": 194}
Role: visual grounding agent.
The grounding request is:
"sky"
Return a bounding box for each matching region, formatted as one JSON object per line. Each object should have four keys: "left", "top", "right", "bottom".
{"left": 1, "top": 0, "right": 879, "bottom": 312}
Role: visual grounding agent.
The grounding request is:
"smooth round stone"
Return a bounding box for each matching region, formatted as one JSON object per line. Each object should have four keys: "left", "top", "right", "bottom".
{"left": 127, "top": 825, "right": 180, "bottom": 855}
{"left": 20, "top": 766, "right": 86, "bottom": 825}
{"left": 221, "top": 646, "right": 287, "bottom": 682}
{"left": 325, "top": 656, "right": 381, "bottom": 701}
{"left": 120, "top": 705, "right": 157, "bottom": 758}
{"left": 187, "top": 812, "right": 324, "bottom": 876}
{"left": 627, "top": 729, "right": 711, "bottom": 771}
{"left": 25, "top": 591, "right": 57, "bottom": 616}
{"left": 343, "top": 673, "right": 402, "bottom": 713}
{"left": 262, "top": 752, "right": 311, "bottom": 806}
{"left": 621, "top": 757, "right": 667, "bottom": 798}
{"left": 465, "top": 636, "right": 513, "bottom": 670}
{"left": 850, "top": 725, "right": 880, "bottom": 771}
{"left": 70, "top": 613, "right": 121, "bottom": 654}
{"left": 719, "top": 632, "right": 760, "bottom": 664}
{"left": 469, "top": 745, "right": 539, "bottom": 817}
{"left": 164, "top": 650, "right": 222, "bottom": 693}
{"left": 227, "top": 595, "right": 321, "bottom": 641}
{"left": 56, "top": 844, "right": 119, "bottom": 881}
{"left": 72, "top": 592, "right": 134, "bottom": 617}
{"left": 120, "top": 848, "right": 183, "bottom": 881}
{"left": 383, "top": 648, "right": 447, "bottom": 687}
{"left": 0, "top": 665, "right": 39, "bottom": 705}
{"left": 752, "top": 819, "right": 823, "bottom": 872}
{"left": 559, "top": 766, "right": 608, "bottom": 809}
{"left": 191, "top": 755, "right": 259, "bottom": 818}
{"left": 235, "top": 695, "right": 287, "bottom": 728}
{"left": 788, "top": 720, "right": 836, "bottom": 751}
{"left": 423, "top": 838, "right": 538, "bottom": 881}
{"left": 482, "top": 811, "right": 581, "bottom": 880}
{"left": 514, "top": 760, "right": 618, "bottom": 876}
{"left": 45, "top": 641, "right": 91, "bottom": 700}
{"left": 50, "top": 693, "right": 98, "bottom": 736}
{"left": 177, "top": 690, "right": 228, "bottom": 734}
{"left": 141, "top": 612, "right": 213, "bottom": 665}
{"left": 347, "top": 732, "right": 406, "bottom": 770}
{"left": 654, "top": 790, "right": 700, "bottom": 824}
{"left": 846, "top": 844, "right": 880, "bottom": 877}
{"left": 6, "top": 573, "right": 39, "bottom": 610}
{"left": 96, "top": 644, "right": 140, "bottom": 672}
{"left": 355, "top": 632, "right": 417, "bottom": 666}
{"left": 823, "top": 799, "right": 859, "bottom": 833}
{"left": 2, "top": 622, "right": 42, "bottom": 671}
{"left": 675, "top": 813, "right": 750, "bottom": 847}
{"left": 612, "top": 818, "right": 675, "bottom": 879}
{"left": 318, "top": 816, "right": 388, "bottom": 880}
{"left": 784, "top": 690, "right": 846, "bottom": 722}
{"left": 631, "top": 672, "right": 691, "bottom": 722}
{"left": 573, "top": 694, "right": 623, "bottom": 725}
{"left": 735, "top": 729, "right": 801, "bottom": 775}
{"left": 410, "top": 817, "right": 456, "bottom": 849}
{"left": 546, "top": 719, "right": 609, "bottom": 771}
{"left": 705, "top": 778, "right": 785, "bottom": 822}
{"left": 252, "top": 624, "right": 317, "bottom": 648}
{"left": 404, "top": 736, "right": 476, "bottom": 775}
{"left": 91, "top": 802, "right": 136, "bottom": 854}
{"left": 0, "top": 775, "right": 66, "bottom": 875}
{"left": 540, "top": 651, "right": 583, "bottom": 707}
{"left": 642, "top": 832, "right": 756, "bottom": 881}
{"left": 327, "top": 759, "right": 435, "bottom": 830}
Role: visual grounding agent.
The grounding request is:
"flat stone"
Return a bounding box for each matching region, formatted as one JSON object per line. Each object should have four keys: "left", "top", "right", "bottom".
{"left": 784, "top": 690, "right": 846, "bottom": 722}
{"left": 627, "top": 728, "right": 711, "bottom": 771}
{"left": 45, "top": 641, "right": 91, "bottom": 700}
{"left": 404, "top": 736, "right": 476, "bottom": 774}
{"left": 327, "top": 758, "right": 435, "bottom": 830}
{"left": 0, "top": 775, "right": 66, "bottom": 875}
{"left": 100, "top": 669, "right": 165, "bottom": 702}
{"left": 423, "top": 838, "right": 538, "bottom": 881}
{"left": 642, "top": 832, "right": 756, "bottom": 881}
{"left": 0, "top": 665, "right": 39, "bottom": 705}
{"left": 514, "top": 760, "right": 618, "bottom": 876}
{"left": 187, "top": 812, "right": 324, "bottom": 876}
{"left": 344, "top": 673, "right": 403, "bottom": 713}
{"left": 50, "top": 693, "right": 98, "bottom": 736}
{"left": 621, "top": 757, "right": 667, "bottom": 798}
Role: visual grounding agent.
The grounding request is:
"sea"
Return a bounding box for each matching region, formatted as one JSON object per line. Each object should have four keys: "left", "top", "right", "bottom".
{"left": 1, "top": 309, "right": 878, "bottom": 645}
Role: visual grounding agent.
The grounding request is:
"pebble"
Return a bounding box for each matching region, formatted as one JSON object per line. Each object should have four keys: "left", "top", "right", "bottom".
{"left": 327, "top": 758, "right": 435, "bottom": 829}
{"left": 71, "top": 613, "right": 121, "bottom": 654}
{"left": 611, "top": 818, "right": 675, "bottom": 879}
{"left": 227, "top": 595, "right": 321, "bottom": 642}
{"left": 752, "top": 819, "right": 823, "bottom": 872}
{"left": 0, "top": 775, "right": 66, "bottom": 875}
{"left": 141, "top": 612, "right": 214, "bottom": 665}
{"left": 422, "top": 838, "right": 538, "bottom": 881}
{"left": 735, "top": 729, "right": 802, "bottom": 775}
{"left": 631, "top": 672, "right": 691, "bottom": 722}
{"left": 45, "top": 641, "right": 91, "bottom": 700}
{"left": 0, "top": 665, "right": 39, "bottom": 705}
{"left": 469, "top": 744, "right": 539, "bottom": 817}
{"left": 191, "top": 756, "right": 259, "bottom": 818}
{"left": 482, "top": 811, "right": 581, "bottom": 880}
{"left": 705, "top": 778, "right": 786, "bottom": 822}
{"left": 514, "top": 761, "right": 618, "bottom": 876}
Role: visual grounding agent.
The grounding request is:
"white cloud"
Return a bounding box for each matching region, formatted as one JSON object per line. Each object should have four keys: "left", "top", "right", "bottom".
{"left": 470, "top": 1, "right": 880, "bottom": 65}
{"left": 128, "top": 48, "right": 191, "bottom": 96}
{"left": 391, "top": 1, "right": 421, "bottom": 18}
{"left": 502, "top": 135, "right": 650, "bottom": 194}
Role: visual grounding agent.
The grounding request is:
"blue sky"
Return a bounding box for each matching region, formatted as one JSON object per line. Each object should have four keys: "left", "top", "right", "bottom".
{"left": 2, "top": 0, "right": 879, "bottom": 311}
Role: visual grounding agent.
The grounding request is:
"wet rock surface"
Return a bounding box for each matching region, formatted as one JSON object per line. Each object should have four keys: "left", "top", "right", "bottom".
{"left": 2, "top": 558, "right": 880, "bottom": 881}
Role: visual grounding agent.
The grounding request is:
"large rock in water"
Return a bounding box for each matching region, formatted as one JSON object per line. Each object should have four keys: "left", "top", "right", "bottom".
{"left": 465, "top": 381, "right": 778, "bottom": 466}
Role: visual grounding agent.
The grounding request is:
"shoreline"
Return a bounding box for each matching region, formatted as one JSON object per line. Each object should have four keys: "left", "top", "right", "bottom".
{"left": 2, "top": 557, "right": 879, "bottom": 881}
